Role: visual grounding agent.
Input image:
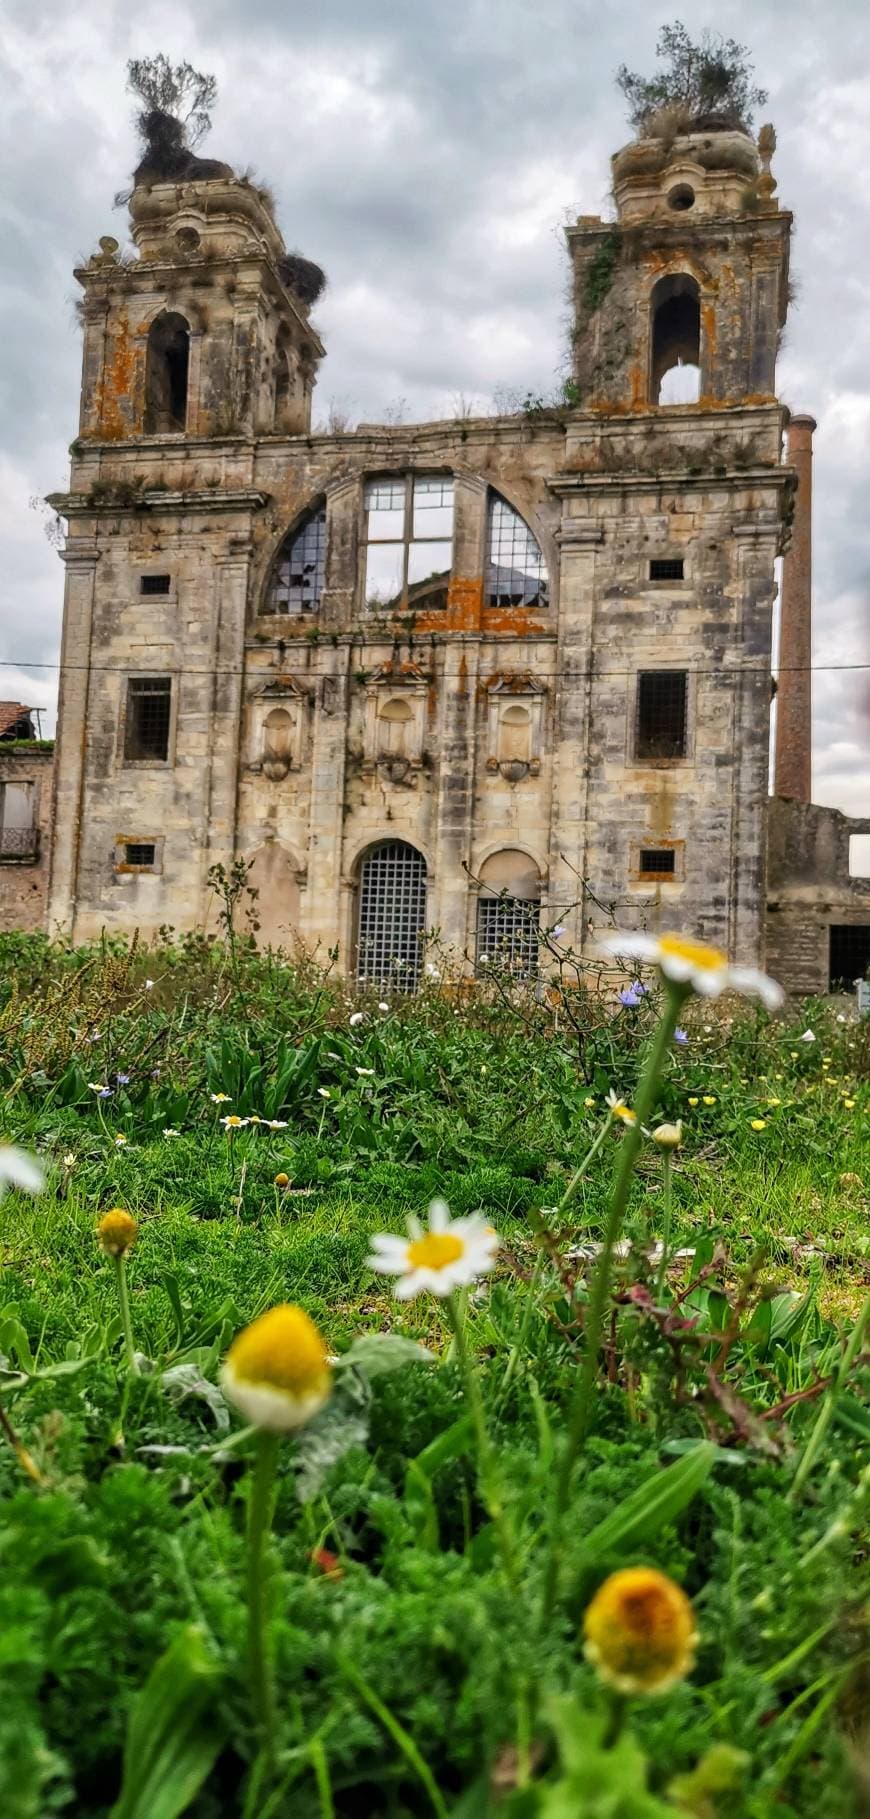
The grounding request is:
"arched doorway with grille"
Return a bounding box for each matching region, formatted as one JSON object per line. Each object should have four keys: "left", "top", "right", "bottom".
{"left": 355, "top": 840, "right": 428, "bottom": 992}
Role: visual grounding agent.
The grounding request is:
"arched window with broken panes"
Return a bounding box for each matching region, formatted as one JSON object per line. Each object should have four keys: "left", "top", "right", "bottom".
{"left": 485, "top": 493, "right": 548, "bottom": 609}
{"left": 263, "top": 505, "right": 326, "bottom": 615}
{"left": 356, "top": 840, "right": 428, "bottom": 991}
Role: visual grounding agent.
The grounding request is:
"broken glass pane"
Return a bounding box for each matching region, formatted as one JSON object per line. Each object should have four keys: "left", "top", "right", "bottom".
{"left": 365, "top": 542, "right": 405, "bottom": 609}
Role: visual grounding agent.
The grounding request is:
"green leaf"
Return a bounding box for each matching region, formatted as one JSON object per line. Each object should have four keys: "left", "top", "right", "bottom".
{"left": 109, "top": 1625, "right": 225, "bottom": 1819}
{"left": 403, "top": 1416, "right": 474, "bottom": 1550}
{"left": 294, "top": 1373, "right": 371, "bottom": 1501}
{"left": 335, "top": 1333, "right": 434, "bottom": 1379}
{"left": 579, "top": 1442, "right": 716, "bottom": 1568}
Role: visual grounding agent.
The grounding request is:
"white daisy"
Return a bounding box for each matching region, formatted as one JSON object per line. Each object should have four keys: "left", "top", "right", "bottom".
{"left": 317, "top": 1087, "right": 331, "bottom": 1100}
{"left": 349, "top": 1011, "right": 365, "bottom": 1027}
{"left": 355, "top": 1067, "right": 375, "bottom": 1077}
{"left": 163, "top": 1127, "right": 180, "bottom": 1138}
{"left": 367, "top": 1197, "right": 500, "bottom": 1301}
{"left": 0, "top": 1146, "right": 45, "bottom": 1199}
{"left": 799, "top": 1029, "right": 816, "bottom": 1043}
{"left": 599, "top": 931, "right": 783, "bottom": 1010}
{"left": 220, "top": 1114, "right": 249, "bottom": 1129}
{"left": 378, "top": 1001, "right": 390, "bottom": 1013}
{"left": 114, "top": 1134, "right": 128, "bottom": 1146}
{"left": 266, "top": 1119, "right": 288, "bottom": 1130}
{"left": 210, "top": 1092, "right": 232, "bottom": 1104}
{"left": 605, "top": 1089, "right": 637, "bottom": 1126}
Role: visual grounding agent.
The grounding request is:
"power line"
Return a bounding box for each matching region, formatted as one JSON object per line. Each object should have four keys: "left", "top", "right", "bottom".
{"left": 0, "top": 657, "right": 866, "bottom": 679}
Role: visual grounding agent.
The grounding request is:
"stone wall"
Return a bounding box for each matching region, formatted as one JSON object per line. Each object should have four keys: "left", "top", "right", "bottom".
{"left": 0, "top": 746, "right": 54, "bottom": 932}
{"left": 766, "top": 797, "right": 870, "bottom": 996}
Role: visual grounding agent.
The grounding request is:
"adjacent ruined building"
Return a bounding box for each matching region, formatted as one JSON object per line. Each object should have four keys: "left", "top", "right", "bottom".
{"left": 41, "top": 103, "right": 870, "bottom": 991}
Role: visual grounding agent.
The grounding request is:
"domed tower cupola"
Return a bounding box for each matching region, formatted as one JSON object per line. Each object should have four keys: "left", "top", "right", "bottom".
{"left": 568, "top": 118, "right": 790, "bottom": 410}
{"left": 75, "top": 93, "right": 325, "bottom": 443}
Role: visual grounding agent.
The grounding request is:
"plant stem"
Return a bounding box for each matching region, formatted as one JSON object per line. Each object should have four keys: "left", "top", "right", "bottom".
{"left": 114, "top": 1254, "right": 137, "bottom": 1372}
{"left": 248, "top": 1429, "right": 281, "bottom": 1772}
{"left": 446, "top": 1292, "right": 517, "bottom": 1588}
{"left": 0, "top": 1398, "right": 43, "bottom": 1485}
{"left": 656, "top": 1151, "right": 674, "bottom": 1297}
{"left": 541, "top": 985, "right": 686, "bottom": 1623}
{"left": 602, "top": 1690, "right": 628, "bottom": 1749}
{"left": 788, "top": 1293, "right": 869, "bottom": 1502}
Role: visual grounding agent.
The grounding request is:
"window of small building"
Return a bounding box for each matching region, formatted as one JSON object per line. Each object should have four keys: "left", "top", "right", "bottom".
{"left": 485, "top": 494, "right": 548, "bottom": 609}
{"left": 124, "top": 677, "right": 172, "bottom": 763}
{"left": 649, "top": 558, "right": 684, "bottom": 582}
{"left": 144, "top": 312, "right": 191, "bottom": 434}
{"left": 639, "top": 848, "right": 676, "bottom": 878}
{"left": 848, "top": 834, "right": 870, "bottom": 878}
{"left": 363, "top": 475, "right": 454, "bottom": 612}
{"left": 263, "top": 506, "right": 326, "bottom": 615}
{"left": 0, "top": 780, "right": 37, "bottom": 859}
{"left": 829, "top": 925, "right": 870, "bottom": 992}
{"left": 636, "top": 671, "right": 688, "bottom": 761}
{"left": 355, "top": 840, "right": 428, "bottom": 991}
{"left": 475, "top": 849, "right": 541, "bottom": 980}
{"left": 140, "top": 574, "right": 172, "bottom": 596}
{"left": 650, "top": 274, "right": 701, "bottom": 405}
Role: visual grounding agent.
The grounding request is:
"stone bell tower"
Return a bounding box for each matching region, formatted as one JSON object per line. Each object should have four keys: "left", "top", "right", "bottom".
{"left": 47, "top": 120, "right": 327, "bottom": 940}
{"left": 568, "top": 122, "right": 791, "bottom": 409}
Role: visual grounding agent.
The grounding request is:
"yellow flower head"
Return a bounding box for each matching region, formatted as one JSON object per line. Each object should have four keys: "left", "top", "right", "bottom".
{"left": 688, "top": 1096, "right": 699, "bottom": 1107}
{"left": 583, "top": 1566, "right": 697, "bottom": 1695}
{"left": 606, "top": 1089, "right": 637, "bottom": 1125}
{"left": 843, "top": 1099, "right": 855, "bottom": 1111}
{"left": 652, "top": 1121, "right": 682, "bottom": 1149}
{"left": 274, "top": 1172, "right": 290, "bottom": 1188}
{"left": 221, "top": 1304, "right": 332, "bottom": 1432}
{"left": 97, "top": 1208, "right": 138, "bottom": 1258}
{"left": 221, "top": 1114, "right": 248, "bottom": 1129}
{"left": 750, "top": 1118, "right": 767, "bottom": 1131}
{"left": 702, "top": 1095, "right": 716, "bottom": 1107}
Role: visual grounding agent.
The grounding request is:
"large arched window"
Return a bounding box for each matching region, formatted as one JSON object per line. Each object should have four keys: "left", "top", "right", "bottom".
{"left": 650, "top": 275, "right": 701, "bottom": 404}
{"left": 485, "top": 494, "right": 548, "bottom": 609}
{"left": 363, "top": 474, "right": 454, "bottom": 612}
{"left": 144, "top": 312, "right": 190, "bottom": 433}
{"left": 356, "top": 840, "right": 428, "bottom": 991}
{"left": 476, "top": 849, "right": 541, "bottom": 979}
{"left": 263, "top": 506, "right": 326, "bottom": 615}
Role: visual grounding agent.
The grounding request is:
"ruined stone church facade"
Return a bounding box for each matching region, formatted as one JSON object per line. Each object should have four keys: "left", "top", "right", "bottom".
{"left": 44, "top": 115, "right": 870, "bottom": 991}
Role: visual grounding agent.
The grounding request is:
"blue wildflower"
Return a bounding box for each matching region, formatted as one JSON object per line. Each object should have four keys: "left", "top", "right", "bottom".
{"left": 674, "top": 1028, "right": 688, "bottom": 1046}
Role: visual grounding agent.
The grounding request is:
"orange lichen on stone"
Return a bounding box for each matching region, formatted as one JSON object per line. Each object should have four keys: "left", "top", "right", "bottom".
{"left": 94, "top": 312, "right": 138, "bottom": 440}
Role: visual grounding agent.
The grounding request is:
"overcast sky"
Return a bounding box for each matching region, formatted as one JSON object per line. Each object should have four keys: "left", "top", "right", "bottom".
{"left": 1, "top": 0, "right": 868, "bottom": 825}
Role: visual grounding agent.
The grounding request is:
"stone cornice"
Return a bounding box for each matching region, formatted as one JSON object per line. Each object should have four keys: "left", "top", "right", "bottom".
{"left": 546, "top": 466, "right": 791, "bottom": 498}
{"left": 47, "top": 488, "right": 270, "bottom": 518}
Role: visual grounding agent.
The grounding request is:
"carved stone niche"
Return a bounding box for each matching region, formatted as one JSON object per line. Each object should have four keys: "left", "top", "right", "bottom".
{"left": 363, "top": 661, "right": 430, "bottom": 787}
{"left": 484, "top": 673, "right": 547, "bottom": 781}
{"left": 247, "top": 677, "right": 310, "bottom": 780}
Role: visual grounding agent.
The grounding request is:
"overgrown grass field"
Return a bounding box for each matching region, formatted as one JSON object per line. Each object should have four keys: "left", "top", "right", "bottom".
{"left": 0, "top": 929, "right": 867, "bottom": 1817}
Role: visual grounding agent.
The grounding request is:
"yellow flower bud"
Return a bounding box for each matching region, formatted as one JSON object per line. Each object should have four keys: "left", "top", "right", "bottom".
{"left": 221, "top": 1304, "right": 332, "bottom": 1432}
{"left": 652, "top": 1122, "right": 682, "bottom": 1149}
{"left": 97, "top": 1208, "right": 138, "bottom": 1257}
{"left": 274, "top": 1172, "right": 290, "bottom": 1188}
{"left": 583, "top": 1566, "right": 697, "bottom": 1695}
{"left": 750, "top": 1119, "right": 767, "bottom": 1131}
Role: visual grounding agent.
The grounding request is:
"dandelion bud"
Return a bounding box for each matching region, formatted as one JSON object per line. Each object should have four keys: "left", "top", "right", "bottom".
{"left": 221, "top": 1304, "right": 332, "bottom": 1432}
{"left": 274, "top": 1172, "right": 290, "bottom": 1188}
{"left": 652, "top": 1122, "right": 682, "bottom": 1149}
{"left": 97, "top": 1208, "right": 138, "bottom": 1257}
{"left": 583, "top": 1567, "right": 697, "bottom": 1695}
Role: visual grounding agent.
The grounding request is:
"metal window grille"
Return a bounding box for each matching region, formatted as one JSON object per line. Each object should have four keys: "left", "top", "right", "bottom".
{"left": 476, "top": 896, "right": 540, "bottom": 979}
{"left": 140, "top": 574, "right": 172, "bottom": 596}
{"left": 649, "top": 558, "right": 684, "bottom": 581}
{"left": 266, "top": 508, "right": 326, "bottom": 614}
{"left": 356, "top": 841, "right": 428, "bottom": 991}
{"left": 485, "top": 496, "right": 548, "bottom": 609}
{"left": 124, "top": 842, "right": 156, "bottom": 868}
{"left": 639, "top": 848, "right": 676, "bottom": 876}
{"left": 636, "top": 671, "right": 687, "bottom": 760}
{"left": 125, "top": 678, "right": 172, "bottom": 762}
{"left": 829, "top": 924, "right": 870, "bottom": 991}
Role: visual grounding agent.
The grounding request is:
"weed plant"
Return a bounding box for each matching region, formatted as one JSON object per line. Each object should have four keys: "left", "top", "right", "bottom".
{"left": 0, "top": 929, "right": 866, "bottom": 1816}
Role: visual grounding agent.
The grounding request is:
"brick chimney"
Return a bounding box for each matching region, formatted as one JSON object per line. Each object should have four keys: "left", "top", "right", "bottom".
{"left": 775, "top": 413, "right": 816, "bottom": 801}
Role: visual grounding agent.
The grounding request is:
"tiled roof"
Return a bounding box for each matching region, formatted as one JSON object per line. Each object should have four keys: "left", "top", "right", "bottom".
{"left": 0, "top": 702, "right": 34, "bottom": 737}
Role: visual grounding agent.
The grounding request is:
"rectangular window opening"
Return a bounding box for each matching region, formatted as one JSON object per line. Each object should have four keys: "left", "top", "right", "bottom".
{"left": 649, "top": 558, "right": 684, "bottom": 581}
{"left": 476, "top": 896, "right": 540, "bottom": 981}
{"left": 140, "top": 574, "right": 172, "bottom": 596}
{"left": 363, "top": 474, "right": 454, "bottom": 612}
{"left": 636, "top": 671, "right": 687, "bottom": 761}
{"left": 124, "top": 677, "right": 172, "bottom": 762}
{"left": 829, "top": 924, "right": 870, "bottom": 992}
{"left": 639, "top": 848, "right": 676, "bottom": 876}
{"left": 0, "top": 780, "right": 37, "bottom": 859}
{"left": 123, "top": 842, "right": 157, "bottom": 868}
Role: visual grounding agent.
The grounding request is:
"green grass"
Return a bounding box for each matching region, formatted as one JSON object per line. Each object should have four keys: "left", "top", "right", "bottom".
{"left": 0, "top": 932, "right": 867, "bottom": 1816}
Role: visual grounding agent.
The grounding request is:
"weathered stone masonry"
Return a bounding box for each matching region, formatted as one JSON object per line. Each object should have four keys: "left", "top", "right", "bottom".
{"left": 43, "top": 116, "right": 870, "bottom": 989}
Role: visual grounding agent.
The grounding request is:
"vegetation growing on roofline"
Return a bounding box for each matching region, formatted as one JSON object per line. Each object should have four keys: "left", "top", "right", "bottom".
{"left": 617, "top": 21, "right": 768, "bottom": 136}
